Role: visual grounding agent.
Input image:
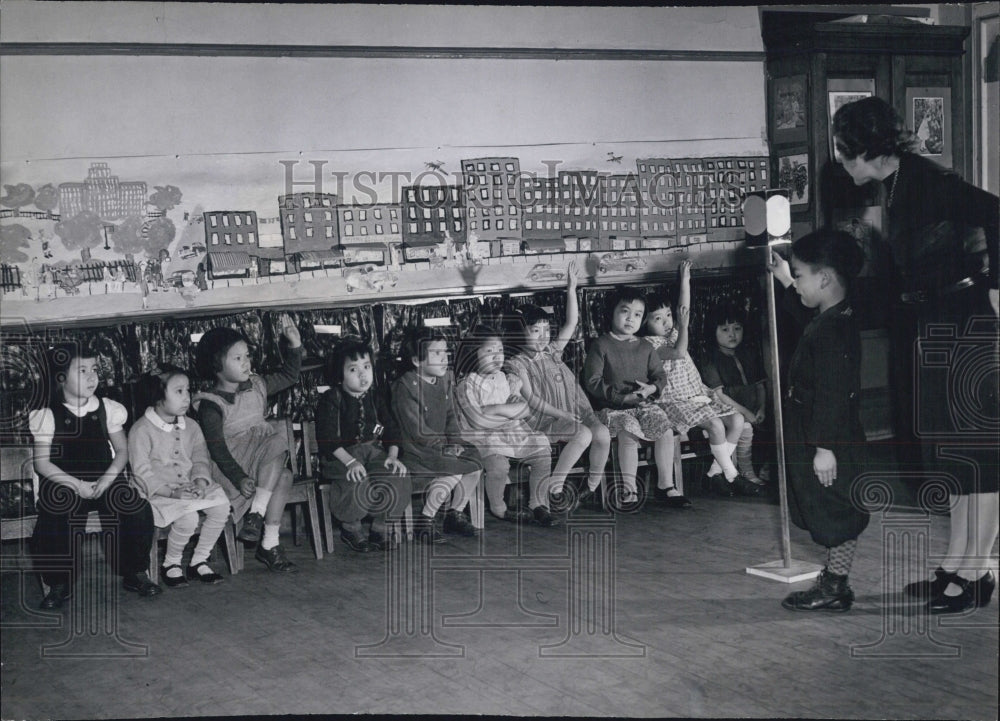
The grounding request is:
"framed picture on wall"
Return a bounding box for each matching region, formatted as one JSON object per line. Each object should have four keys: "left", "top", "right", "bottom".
{"left": 771, "top": 75, "right": 808, "bottom": 143}
{"left": 827, "top": 78, "right": 875, "bottom": 156}
{"left": 776, "top": 151, "right": 810, "bottom": 208}
{"left": 905, "top": 86, "right": 952, "bottom": 169}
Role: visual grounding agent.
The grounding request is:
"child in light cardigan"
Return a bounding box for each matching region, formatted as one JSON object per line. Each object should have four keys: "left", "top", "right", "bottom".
{"left": 129, "top": 367, "right": 229, "bottom": 586}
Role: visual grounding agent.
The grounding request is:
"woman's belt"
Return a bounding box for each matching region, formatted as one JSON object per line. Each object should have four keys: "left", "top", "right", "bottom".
{"left": 900, "top": 276, "right": 975, "bottom": 304}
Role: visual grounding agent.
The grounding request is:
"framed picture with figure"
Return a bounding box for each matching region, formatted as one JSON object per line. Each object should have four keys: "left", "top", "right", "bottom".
{"left": 770, "top": 75, "right": 808, "bottom": 143}
{"left": 905, "top": 86, "right": 952, "bottom": 169}
{"left": 827, "top": 79, "right": 875, "bottom": 157}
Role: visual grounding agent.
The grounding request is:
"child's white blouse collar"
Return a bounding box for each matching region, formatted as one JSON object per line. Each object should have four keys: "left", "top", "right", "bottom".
{"left": 144, "top": 406, "right": 186, "bottom": 432}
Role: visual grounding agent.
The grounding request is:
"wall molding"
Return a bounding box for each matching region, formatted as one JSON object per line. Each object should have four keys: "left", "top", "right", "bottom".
{"left": 0, "top": 42, "right": 766, "bottom": 62}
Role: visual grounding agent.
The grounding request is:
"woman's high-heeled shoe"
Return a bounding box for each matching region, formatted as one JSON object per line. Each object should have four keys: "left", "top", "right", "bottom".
{"left": 904, "top": 567, "right": 954, "bottom": 598}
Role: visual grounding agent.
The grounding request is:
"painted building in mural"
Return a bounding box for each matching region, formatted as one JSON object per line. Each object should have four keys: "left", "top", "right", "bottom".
{"left": 58, "top": 162, "right": 147, "bottom": 220}
{"left": 461, "top": 157, "right": 523, "bottom": 246}
{"left": 337, "top": 202, "right": 402, "bottom": 266}
{"left": 600, "top": 173, "right": 644, "bottom": 249}
{"left": 279, "top": 192, "right": 339, "bottom": 271}
{"left": 557, "top": 170, "right": 601, "bottom": 248}
{"left": 401, "top": 185, "right": 465, "bottom": 263}
{"left": 521, "top": 176, "right": 560, "bottom": 242}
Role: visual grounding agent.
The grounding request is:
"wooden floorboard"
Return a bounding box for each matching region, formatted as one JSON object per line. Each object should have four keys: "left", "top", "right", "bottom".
{"left": 2, "top": 492, "right": 997, "bottom": 720}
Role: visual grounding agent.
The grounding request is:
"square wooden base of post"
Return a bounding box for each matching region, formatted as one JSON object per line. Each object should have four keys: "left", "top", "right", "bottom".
{"left": 746, "top": 559, "right": 823, "bottom": 583}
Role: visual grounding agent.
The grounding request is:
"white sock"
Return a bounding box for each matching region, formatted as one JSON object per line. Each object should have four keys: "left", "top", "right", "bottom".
{"left": 707, "top": 460, "right": 721, "bottom": 477}
{"left": 250, "top": 488, "right": 272, "bottom": 516}
{"left": 587, "top": 474, "right": 602, "bottom": 492}
{"left": 260, "top": 523, "right": 280, "bottom": 550}
{"left": 710, "top": 443, "right": 738, "bottom": 481}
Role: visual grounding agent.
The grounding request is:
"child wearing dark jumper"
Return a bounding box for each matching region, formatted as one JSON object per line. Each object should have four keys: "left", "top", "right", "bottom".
{"left": 315, "top": 337, "right": 410, "bottom": 552}
{"left": 30, "top": 342, "right": 160, "bottom": 609}
{"left": 193, "top": 314, "right": 302, "bottom": 572}
{"left": 390, "top": 328, "right": 484, "bottom": 543}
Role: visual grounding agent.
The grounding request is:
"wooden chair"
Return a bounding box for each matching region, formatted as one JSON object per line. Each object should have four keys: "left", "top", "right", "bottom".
{"left": 605, "top": 433, "right": 684, "bottom": 507}
{"left": 278, "top": 418, "right": 324, "bottom": 560}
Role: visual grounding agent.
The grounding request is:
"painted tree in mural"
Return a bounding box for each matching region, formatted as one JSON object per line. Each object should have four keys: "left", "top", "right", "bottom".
{"left": 111, "top": 215, "right": 146, "bottom": 255}
{"left": 55, "top": 210, "right": 103, "bottom": 262}
{"left": 145, "top": 217, "right": 176, "bottom": 252}
{"left": 33, "top": 184, "right": 59, "bottom": 213}
{"left": 0, "top": 184, "right": 36, "bottom": 208}
{"left": 148, "top": 185, "right": 183, "bottom": 212}
{"left": 111, "top": 215, "right": 177, "bottom": 257}
{"left": 0, "top": 224, "right": 31, "bottom": 263}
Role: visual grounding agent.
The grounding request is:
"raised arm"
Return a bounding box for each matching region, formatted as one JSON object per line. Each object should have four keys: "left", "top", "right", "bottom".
{"left": 552, "top": 259, "right": 580, "bottom": 352}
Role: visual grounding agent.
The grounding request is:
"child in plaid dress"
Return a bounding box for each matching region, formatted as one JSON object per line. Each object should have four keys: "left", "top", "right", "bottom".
{"left": 643, "top": 261, "right": 757, "bottom": 500}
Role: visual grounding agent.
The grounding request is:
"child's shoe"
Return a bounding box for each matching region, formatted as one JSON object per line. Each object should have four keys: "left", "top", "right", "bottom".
{"left": 443, "top": 509, "right": 478, "bottom": 537}
{"left": 238, "top": 511, "right": 265, "bottom": 542}
{"left": 653, "top": 486, "right": 692, "bottom": 508}
{"left": 368, "top": 529, "right": 398, "bottom": 552}
{"left": 39, "top": 583, "right": 72, "bottom": 610}
{"left": 187, "top": 562, "right": 224, "bottom": 584}
{"left": 161, "top": 564, "right": 189, "bottom": 588}
{"left": 340, "top": 527, "right": 371, "bottom": 553}
{"left": 733, "top": 474, "right": 763, "bottom": 497}
{"left": 782, "top": 569, "right": 854, "bottom": 612}
{"left": 496, "top": 508, "right": 532, "bottom": 523}
{"left": 710, "top": 474, "right": 735, "bottom": 497}
{"left": 255, "top": 543, "right": 298, "bottom": 572}
{"left": 413, "top": 515, "right": 445, "bottom": 544}
{"left": 576, "top": 486, "right": 602, "bottom": 510}
{"left": 532, "top": 506, "right": 559, "bottom": 527}
{"left": 123, "top": 571, "right": 163, "bottom": 597}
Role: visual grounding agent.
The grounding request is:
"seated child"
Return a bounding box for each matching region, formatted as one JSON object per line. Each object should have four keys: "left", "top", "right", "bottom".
{"left": 642, "top": 261, "right": 758, "bottom": 499}
{"left": 455, "top": 324, "right": 557, "bottom": 527}
{"left": 315, "top": 337, "right": 410, "bottom": 552}
{"left": 507, "top": 260, "right": 611, "bottom": 510}
{"left": 583, "top": 286, "right": 675, "bottom": 507}
{"left": 193, "top": 314, "right": 302, "bottom": 572}
{"left": 700, "top": 302, "right": 767, "bottom": 487}
{"left": 30, "top": 342, "right": 160, "bottom": 609}
{"left": 129, "top": 366, "right": 229, "bottom": 586}
{"left": 390, "top": 327, "right": 484, "bottom": 543}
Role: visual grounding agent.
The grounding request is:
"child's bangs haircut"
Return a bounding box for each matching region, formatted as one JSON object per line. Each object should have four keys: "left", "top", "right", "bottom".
{"left": 517, "top": 304, "right": 552, "bottom": 329}
{"left": 455, "top": 324, "right": 503, "bottom": 378}
{"left": 401, "top": 327, "right": 450, "bottom": 367}
{"left": 708, "top": 302, "right": 747, "bottom": 333}
{"left": 137, "top": 364, "right": 188, "bottom": 410}
{"left": 195, "top": 327, "right": 248, "bottom": 381}
{"left": 608, "top": 286, "right": 647, "bottom": 316}
{"left": 44, "top": 340, "right": 99, "bottom": 405}
{"left": 326, "top": 336, "right": 373, "bottom": 386}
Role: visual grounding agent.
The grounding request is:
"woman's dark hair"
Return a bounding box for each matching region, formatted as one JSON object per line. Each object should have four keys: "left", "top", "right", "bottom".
{"left": 707, "top": 302, "right": 747, "bottom": 334}
{"left": 137, "top": 364, "right": 188, "bottom": 410}
{"left": 455, "top": 324, "right": 504, "bottom": 378}
{"left": 401, "top": 327, "right": 449, "bottom": 367}
{"left": 832, "top": 96, "right": 917, "bottom": 161}
{"left": 791, "top": 228, "right": 866, "bottom": 287}
{"left": 44, "top": 340, "right": 98, "bottom": 405}
{"left": 195, "top": 327, "right": 248, "bottom": 381}
{"left": 325, "top": 336, "right": 372, "bottom": 386}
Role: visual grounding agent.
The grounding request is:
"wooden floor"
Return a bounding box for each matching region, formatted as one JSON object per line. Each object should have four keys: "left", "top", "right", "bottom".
{"left": 2, "top": 487, "right": 997, "bottom": 720}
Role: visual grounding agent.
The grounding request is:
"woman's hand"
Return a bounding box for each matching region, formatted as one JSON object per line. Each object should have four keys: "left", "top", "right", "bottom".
{"left": 813, "top": 448, "right": 837, "bottom": 487}
{"left": 767, "top": 250, "right": 794, "bottom": 288}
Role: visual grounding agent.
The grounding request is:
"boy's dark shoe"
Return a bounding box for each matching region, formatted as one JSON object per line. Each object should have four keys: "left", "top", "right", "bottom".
{"left": 443, "top": 509, "right": 478, "bottom": 537}
{"left": 413, "top": 515, "right": 445, "bottom": 545}
{"left": 498, "top": 508, "right": 532, "bottom": 523}
{"left": 123, "top": 572, "right": 163, "bottom": 597}
{"left": 39, "top": 583, "right": 72, "bottom": 610}
{"left": 238, "top": 511, "right": 265, "bottom": 542}
{"left": 653, "top": 486, "right": 692, "bottom": 508}
{"left": 532, "top": 506, "right": 559, "bottom": 528}
{"left": 548, "top": 490, "right": 578, "bottom": 514}
{"left": 255, "top": 543, "right": 298, "bottom": 572}
{"left": 733, "top": 474, "right": 763, "bottom": 497}
{"left": 340, "top": 527, "right": 371, "bottom": 552}
{"left": 576, "top": 486, "right": 602, "bottom": 510}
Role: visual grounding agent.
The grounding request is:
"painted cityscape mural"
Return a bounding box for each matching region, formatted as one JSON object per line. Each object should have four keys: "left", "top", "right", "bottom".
{"left": 0, "top": 154, "right": 769, "bottom": 323}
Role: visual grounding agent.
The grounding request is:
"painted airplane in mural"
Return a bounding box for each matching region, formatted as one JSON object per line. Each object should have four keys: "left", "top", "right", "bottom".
{"left": 424, "top": 160, "right": 446, "bottom": 172}
{"left": 606, "top": 152, "right": 623, "bottom": 164}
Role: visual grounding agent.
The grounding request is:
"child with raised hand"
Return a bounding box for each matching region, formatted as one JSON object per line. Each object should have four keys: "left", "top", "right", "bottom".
{"left": 455, "top": 325, "right": 557, "bottom": 527}
{"left": 643, "top": 260, "right": 756, "bottom": 502}
{"left": 508, "top": 260, "right": 611, "bottom": 510}
{"left": 390, "top": 327, "right": 484, "bottom": 543}
{"left": 129, "top": 366, "right": 229, "bottom": 586}
{"left": 193, "top": 314, "right": 302, "bottom": 572}
{"left": 315, "top": 337, "right": 410, "bottom": 552}
{"left": 583, "top": 286, "right": 675, "bottom": 507}
{"left": 30, "top": 342, "right": 160, "bottom": 609}
{"left": 767, "top": 228, "right": 868, "bottom": 612}
{"left": 700, "top": 302, "right": 768, "bottom": 488}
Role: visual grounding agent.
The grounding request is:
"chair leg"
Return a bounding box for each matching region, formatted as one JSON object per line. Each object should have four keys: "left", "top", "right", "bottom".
{"left": 673, "top": 435, "right": 684, "bottom": 495}
{"left": 469, "top": 480, "right": 485, "bottom": 530}
{"left": 289, "top": 504, "right": 302, "bottom": 547}
{"left": 148, "top": 528, "right": 161, "bottom": 585}
{"left": 404, "top": 503, "right": 414, "bottom": 541}
{"left": 222, "top": 521, "right": 240, "bottom": 575}
{"left": 318, "top": 484, "right": 335, "bottom": 555}
{"left": 306, "top": 488, "right": 323, "bottom": 560}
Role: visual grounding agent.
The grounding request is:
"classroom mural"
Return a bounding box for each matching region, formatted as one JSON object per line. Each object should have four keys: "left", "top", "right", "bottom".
{"left": 0, "top": 150, "right": 770, "bottom": 325}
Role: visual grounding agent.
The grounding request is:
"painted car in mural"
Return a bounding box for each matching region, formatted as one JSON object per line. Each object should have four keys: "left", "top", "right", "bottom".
{"left": 527, "top": 263, "right": 566, "bottom": 283}
{"left": 597, "top": 252, "right": 647, "bottom": 273}
{"left": 344, "top": 264, "right": 398, "bottom": 293}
